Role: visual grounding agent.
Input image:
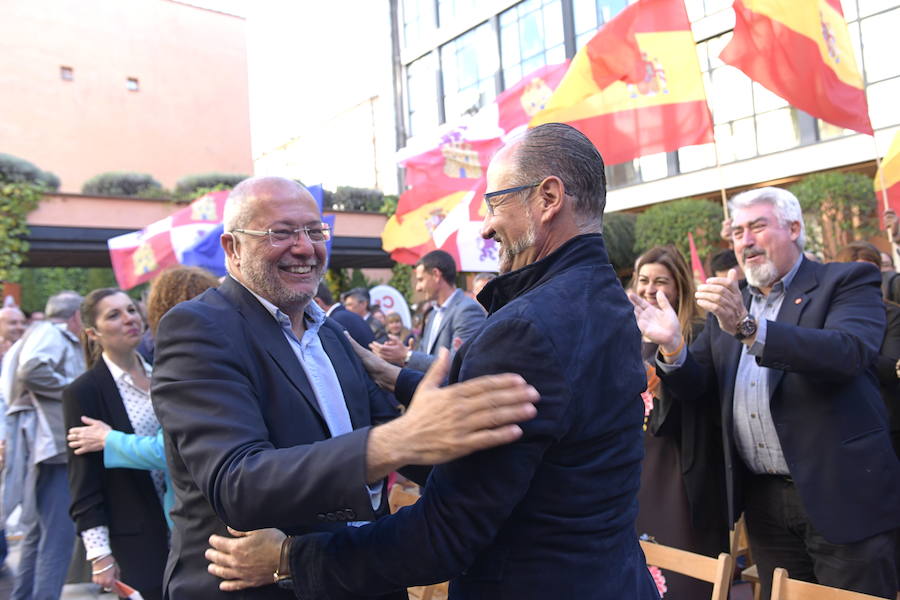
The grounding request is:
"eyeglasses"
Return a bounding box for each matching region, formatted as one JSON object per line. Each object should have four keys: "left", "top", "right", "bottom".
{"left": 483, "top": 182, "right": 540, "bottom": 215}
{"left": 231, "top": 223, "right": 332, "bottom": 246}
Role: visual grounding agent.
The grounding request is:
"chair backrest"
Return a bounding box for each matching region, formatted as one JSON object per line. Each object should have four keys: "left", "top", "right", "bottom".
{"left": 769, "top": 568, "right": 887, "bottom": 600}
{"left": 639, "top": 540, "right": 734, "bottom": 600}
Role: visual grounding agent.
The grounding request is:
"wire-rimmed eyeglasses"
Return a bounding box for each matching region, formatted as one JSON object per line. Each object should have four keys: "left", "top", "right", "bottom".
{"left": 483, "top": 182, "right": 540, "bottom": 215}
{"left": 230, "top": 223, "right": 332, "bottom": 246}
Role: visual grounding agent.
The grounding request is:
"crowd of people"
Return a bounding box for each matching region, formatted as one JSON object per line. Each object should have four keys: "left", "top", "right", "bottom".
{"left": 0, "top": 122, "right": 897, "bottom": 600}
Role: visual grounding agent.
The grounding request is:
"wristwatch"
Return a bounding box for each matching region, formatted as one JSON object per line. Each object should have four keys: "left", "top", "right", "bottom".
{"left": 273, "top": 536, "right": 294, "bottom": 590}
{"left": 733, "top": 314, "right": 758, "bottom": 341}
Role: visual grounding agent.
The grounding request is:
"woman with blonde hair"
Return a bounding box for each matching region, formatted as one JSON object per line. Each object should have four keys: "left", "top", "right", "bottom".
{"left": 632, "top": 245, "right": 728, "bottom": 599}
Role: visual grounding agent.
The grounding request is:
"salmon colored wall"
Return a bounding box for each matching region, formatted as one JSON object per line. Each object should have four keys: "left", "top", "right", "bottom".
{"left": 0, "top": 0, "right": 253, "bottom": 193}
{"left": 28, "top": 193, "right": 389, "bottom": 237}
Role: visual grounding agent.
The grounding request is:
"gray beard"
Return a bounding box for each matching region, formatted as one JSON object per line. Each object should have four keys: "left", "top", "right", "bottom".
{"left": 744, "top": 258, "right": 779, "bottom": 289}
{"left": 498, "top": 216, "right": 536, "bottom": 274}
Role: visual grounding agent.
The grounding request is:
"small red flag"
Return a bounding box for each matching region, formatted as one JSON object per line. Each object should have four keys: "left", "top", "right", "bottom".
{"left": 688, "top": 232, "right": 707, "bottom": 282}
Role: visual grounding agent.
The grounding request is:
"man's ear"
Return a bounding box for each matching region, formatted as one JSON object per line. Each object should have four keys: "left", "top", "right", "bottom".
{"left": 789, "top": 220, "right": 801, "bottom": 242}
{"left": 222, "top": 233, "right": 239, "bottom": 267}
{"left": 538, "top": 176, "right": 564, "bottom": 223}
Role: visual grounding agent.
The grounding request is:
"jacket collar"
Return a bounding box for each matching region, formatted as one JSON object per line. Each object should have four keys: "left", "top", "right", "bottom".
{"left": 478, "top": 233, "right": 610, "bottom": 314}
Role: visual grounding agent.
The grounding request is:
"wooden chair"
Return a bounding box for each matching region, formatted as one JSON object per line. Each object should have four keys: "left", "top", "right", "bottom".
{"left": 732, "top": 515, "right": 762, "bottom": 600}
{"left": 769, "top": 567, "right": 890, "bottom": 600}
{"left": 387, "top": 484, "right": 449, "bottom": 600}
{"left": 640, "top": 540, "right": 734, "bottom": 600}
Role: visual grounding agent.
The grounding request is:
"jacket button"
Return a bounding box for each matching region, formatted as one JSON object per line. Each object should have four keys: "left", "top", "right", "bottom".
{"left": 326, "top": 512, "right": 336, "bottom": 521}
{"left": 316, "top": 513, "right": 326, "bottom": 521}
{"left": 335, "top": 510, "right": 346, "bottom": 520}
{"left": 345, "top": 509, "right": 356, "bottom": 519}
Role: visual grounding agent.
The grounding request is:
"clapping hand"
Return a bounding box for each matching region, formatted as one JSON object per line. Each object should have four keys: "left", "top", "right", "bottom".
{"left": 627, "top": 290, "right": 682, "bottom": 357}
{"left": 695, "top": 269, "right": 745, "bottom": 337}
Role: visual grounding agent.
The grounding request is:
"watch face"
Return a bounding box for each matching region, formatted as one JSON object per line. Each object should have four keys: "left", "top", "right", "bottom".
{"left": 737, "top": 316, "right": 757, "bottom": 339}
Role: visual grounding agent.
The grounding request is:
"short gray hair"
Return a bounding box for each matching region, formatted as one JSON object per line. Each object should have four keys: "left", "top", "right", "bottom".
{"left": 45, "top": 291, "right": 84, "bottom": 319}
{"left": 729, "top": 186, "right": 806, "bottom": 250}
{"left": 509, "top": 123, "right": 607, "bottom": 233}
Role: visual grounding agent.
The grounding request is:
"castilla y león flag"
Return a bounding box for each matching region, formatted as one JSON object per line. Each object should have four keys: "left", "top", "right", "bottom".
{"left": 530, "top": 0, "right": 713, "bottom": 166}
{"left": 107, "top": 190, "right": 230, "bottom": 290}
{"left": 720, "top": 0, "right": 872, "bottom": 135}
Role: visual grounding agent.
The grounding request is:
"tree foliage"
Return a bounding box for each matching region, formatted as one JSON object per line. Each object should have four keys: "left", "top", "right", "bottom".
{"left": 603, "top": 211, "right": 637, "bottom": 273}
{"left": 788, "top": 172, "right": 877, "bottom": 260}
{"left": 634, "top": 198, "right": 723, "bottom": 260}
{"left": 329, "top": 186, "right": 384, "bottom": 212}
{"left": 82, "top": 172, "right": 162, "bottom": 197}
{"left": 17, "top": 267, "right": 124, "bottom": 313}
{"left": 175, "top": 172, "right": 248, "bottom": 197}
{"left": 0, "top": 183, "right": 43, "bottom": 281}
{"left": 0, "top": 153, "right": 59, "bottom": 191}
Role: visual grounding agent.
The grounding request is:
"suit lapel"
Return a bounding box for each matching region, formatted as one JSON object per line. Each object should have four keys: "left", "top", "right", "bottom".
{"left": 768, "top": 258, "right": 817, "bottom": 392}
{"left": 218, "top": 278, "right": 325, "bottom": 422}
{"left": 426, "top": 291, "right": 459, "bottom": 354}
{"left": 318, "top": 324, "right": 367, "bottom": 430}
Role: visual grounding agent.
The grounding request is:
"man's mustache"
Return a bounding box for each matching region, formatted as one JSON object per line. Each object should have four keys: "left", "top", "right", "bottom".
{"left": 743, "top": 248, "right": 766, "bottom": 260}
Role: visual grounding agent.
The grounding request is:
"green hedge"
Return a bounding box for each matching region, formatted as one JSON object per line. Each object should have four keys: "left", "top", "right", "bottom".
{"left": 82, "top": 172, "right": 162, "bottom": 197}
{"left": 634, "top": 197, "right": 723, "bottom": 260}
{"left": 0, "top": 153, "right": 59, "bottom": 190}
{"left": 175, "top": 172, "right": 249, "bottom": 196}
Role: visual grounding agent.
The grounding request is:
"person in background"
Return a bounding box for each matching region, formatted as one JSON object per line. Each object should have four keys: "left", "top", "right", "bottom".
{"left": 709, "top": 248, "right": 744, "bottom": 281}
{"left": 313, "top": 283, "right": 374, "bottom": 347}
{"left": 632, "top": 245, "right": 728, "bottom": 599}
{"left": 383, "top": 313, "right": 415, "bottom": 348}
{"left": 63, "top": 289, "right": 168, "bottom": 600}
{"left": 66, "top": 266, "right": 221, "bottom": 530}
{"left": 341, "top": 287, "right": 388, "bottom": 343}
{"left": 471, "top": 272, "right": 496, "bottom": 298}
{"left": 633, "top": 187, "right": 900, "bottom": 598}
{"left": 6, "top": 291, "right": 84, "bottom": 600}
{"left": 834, "top": 241, "right": 900, "bottom": 457}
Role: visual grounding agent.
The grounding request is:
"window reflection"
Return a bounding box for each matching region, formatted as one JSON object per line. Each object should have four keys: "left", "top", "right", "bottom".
{"left": 866, "top": 77, "right": 900, "bottom": 129}
{"left": 500, "top": 0, "right": 565, "bottom": 90}
{"left": 441, "top": 22, "right": 498, "bottom": 121}
{"left": 572, "top": 0, "right": 628, "bottom": 47}
{"left": 755, "top": 109, "right": 801, "bottom": 155}
{"left": 407, "top": 54, "right": 439, "bottom": 137}
{"left": 861, "top": 9, "right": 900, "bottom": 83}
{"left": 402, "top": 0, "right": 435, "bottom": 49}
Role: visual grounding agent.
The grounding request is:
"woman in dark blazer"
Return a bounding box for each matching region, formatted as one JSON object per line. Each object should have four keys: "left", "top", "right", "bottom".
{"left": 63, "top": 288, "right": 168, "bottom": 600}
{"left": 632, "top": 246, "right": 729, "bottom": 599}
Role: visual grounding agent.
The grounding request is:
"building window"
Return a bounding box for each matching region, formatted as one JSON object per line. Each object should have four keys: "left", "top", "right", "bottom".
{"left": 126, "top": 77, "right": 140, "bottom": 92}
{"left": 438, "top": 0, "right": 478, "bottom": 28}
{"left": 500, "top": 0, "right": 566, "bottom": 88}
{"left": 406, "top": 53, "right": 439, "bottom": 137}
{"left": 402, "top": 0, "right": 436, "bottom": 49}
{"left": 572, "top": 0, "right": 628, "bottom": 48}
{"left": 440, "top": 21, "right": 498, "bottom": 121}
{"left": 60, "top": 66, "right": 73, "bottom": 81}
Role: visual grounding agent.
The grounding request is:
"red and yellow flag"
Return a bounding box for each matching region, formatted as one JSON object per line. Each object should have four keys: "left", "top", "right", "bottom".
{"left": 496, "top": 61, "right": 570, "bottom": 134}
{"left": 720, "top": 0, "right": 872, "bottom": 135}
{"left": 875, "top": 131, "right": 900, "bottom": 218}
{"left": 531, "top": 0, "right": 713, "bottom": 166}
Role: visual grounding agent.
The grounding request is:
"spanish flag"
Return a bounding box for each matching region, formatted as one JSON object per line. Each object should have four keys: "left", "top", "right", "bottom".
{"left": 720, "top": 0, "right": 872, "bottom": 135}
{"left": 531, "top": 0, "right": 713, "bottom": 166}
{"left": 496, "top": 61, "right": 570, "bottom": 134}
{"left": 875, "top": 131, "right": 900, "bottom": 217}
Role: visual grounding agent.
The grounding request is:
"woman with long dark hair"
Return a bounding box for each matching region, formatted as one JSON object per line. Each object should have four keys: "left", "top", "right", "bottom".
{"left": 63, "top": 288, "right": 168, "bottom": 599}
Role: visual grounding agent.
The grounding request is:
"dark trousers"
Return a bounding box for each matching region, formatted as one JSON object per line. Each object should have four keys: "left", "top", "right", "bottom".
{"left": 744, "top": 473, "right": 898, "bottom": 599}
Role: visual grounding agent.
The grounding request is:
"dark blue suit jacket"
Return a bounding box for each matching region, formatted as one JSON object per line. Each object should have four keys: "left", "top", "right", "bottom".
{"left": 328, "top": 304, "right": 375, "bottom": 348}
{"left": 659, "top": 258, "right": 900, "bottom": 544}
{"left": 151, "top": 277, "right": 403, "bottom": 600}
{"left": 289, "top": 234, "right": 659, "bottom": 599}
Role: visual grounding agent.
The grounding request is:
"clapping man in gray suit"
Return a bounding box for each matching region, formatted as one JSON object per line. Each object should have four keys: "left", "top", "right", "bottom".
{"left": 371, "top": 250, "right": 484, "bottom": 371}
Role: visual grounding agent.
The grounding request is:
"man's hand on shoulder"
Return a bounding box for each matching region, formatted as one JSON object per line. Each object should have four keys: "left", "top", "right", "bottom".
{"left": 365, "top": 349, "right": 539, "bottom": 482}
{"left": 206, "top": 527, "right": 285, "bottom": 592}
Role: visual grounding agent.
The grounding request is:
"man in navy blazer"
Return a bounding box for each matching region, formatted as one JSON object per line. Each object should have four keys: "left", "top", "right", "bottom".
{"left": 209, "top": 124, "right": 659, "bottom": 599}
{"left": 151, "top": 176, "right": 539, "bottom": 599}
{"left": 631, "top": 187, "right": 900, "bottom": 598}
{"left": 313, "top": 283, "right": 374, "bottom": 347}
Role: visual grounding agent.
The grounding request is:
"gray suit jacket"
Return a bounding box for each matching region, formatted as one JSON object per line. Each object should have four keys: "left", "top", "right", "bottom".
{"left": 406, "top": 290, "right": 485, "bottom": 372}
